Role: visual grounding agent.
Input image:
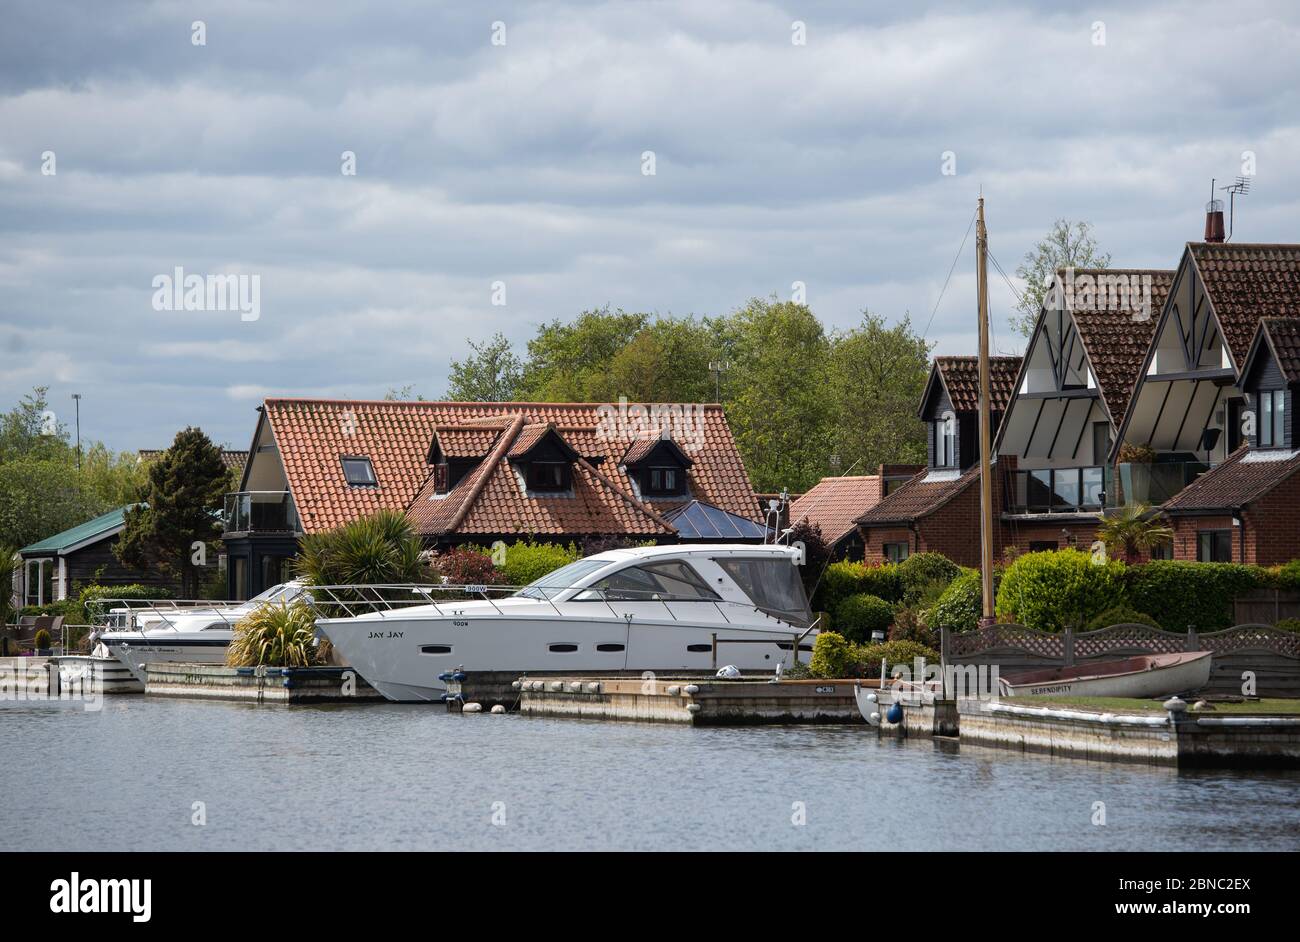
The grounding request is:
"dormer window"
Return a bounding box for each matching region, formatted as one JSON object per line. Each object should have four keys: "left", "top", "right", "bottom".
{"left": 643, "top": 466, "right": 685, "bottom": 496}
{"left": 1259, "top": 390, "right": 1286, "bottom": 448}
{"left": 527, "top": 461, "right": 569, "bottom": 491}
{"left": 341, "top": 456, "right": 377, "bottom": 487}
{"left": 934, "top": 417, "right": 955, "bottom": 467}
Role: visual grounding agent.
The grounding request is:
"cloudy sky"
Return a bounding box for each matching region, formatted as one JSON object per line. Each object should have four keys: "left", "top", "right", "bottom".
{"left": 2, "top": 0, "right": 1298, "bottom": 452}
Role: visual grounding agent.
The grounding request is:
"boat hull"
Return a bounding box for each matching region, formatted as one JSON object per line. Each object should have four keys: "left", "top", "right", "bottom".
{"left": 319, "top": 610, "right": 812, "bottom": 702}
{"left": 999, "top": 651, "right": 1213, "bottom": 699}
{"left": 53, "top": 655, "right": 145, "bottom": 694}
{"left": 102, "top": 638, "right": 232, "bottom": 684}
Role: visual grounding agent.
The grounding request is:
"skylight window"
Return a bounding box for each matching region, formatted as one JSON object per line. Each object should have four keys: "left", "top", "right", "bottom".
{"left": 341, "top": 456, "right": 377, "bottom": 487}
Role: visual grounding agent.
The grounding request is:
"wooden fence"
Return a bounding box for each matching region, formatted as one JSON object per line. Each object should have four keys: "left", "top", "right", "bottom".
{"left": 942, "top": 623, "right": 1300, "bottom": 697}
{"left": 1234, "top": 589, "right": 1300, "bottom": 625}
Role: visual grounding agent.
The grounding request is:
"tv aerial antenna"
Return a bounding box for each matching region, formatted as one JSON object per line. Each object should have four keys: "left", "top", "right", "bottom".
{"left": 1219, "top": 176, "right": 1251, "bottom": 241}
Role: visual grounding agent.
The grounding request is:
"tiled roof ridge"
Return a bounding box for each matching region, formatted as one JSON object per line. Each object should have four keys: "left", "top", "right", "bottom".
{"left": 855, "top": 465, "right": 979, "bottom": 525}
{"left": 1163, "top": 444, "right": 1300, "bottom": 511}
{"left": 436, "top": 413, "right": 526, "bottom": 534}
{"left": 265, "top": 397, "right": 727, "bottom": 409}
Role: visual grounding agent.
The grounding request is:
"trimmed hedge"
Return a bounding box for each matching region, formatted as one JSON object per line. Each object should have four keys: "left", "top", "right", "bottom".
{"left": 497, "top": 540, "right": 581, "bottom": 586}
{"left": 1275, "top": 618, "right": 1300, "bottom": 633}
{"left": 1085, "top": 606, "right": 1162, "bottom": 631}
{"left": 809, "top": 631, "right": 939, "bottom": 679}
{"left": 896, "top": 552, "right": 961, "bottom": 603}
{"left": 77, "top": 584, "right": 173, "bottom": 623}
{"left": 995, "top": 549, "right": 1127, "bottom": 632}
{"left": 928, "top": 568, "right": 997, "bottom": 634}
{"left": 814, "top": 560, "right": 902, "bottom": 612}
{"left": 833, "top": 593, "right": 894, "bottom": 643}
{"left": 1124, "top": 561, "right": 1267, "bottom": 632}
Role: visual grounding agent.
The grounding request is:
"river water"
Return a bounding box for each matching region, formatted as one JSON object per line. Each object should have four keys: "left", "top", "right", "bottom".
{"left": 3, "top": 697, "right": 1298, "bottom": 851}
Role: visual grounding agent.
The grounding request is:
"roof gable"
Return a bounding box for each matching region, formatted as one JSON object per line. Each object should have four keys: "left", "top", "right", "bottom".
{"left": 1243, "top": 317, "right": 1300, "bottom": 387}
{"left": 788, "top": 475, "right": 883, "bottom": 543}
{"left": 922, "top": 356, "right": 1020, "bottom": 418}
{"left": 1189, "top": 243, "right": 1300, "bottom": 371}
{"left": 20, "top": 505, "right": 132, "bottom": 556}
{"left": 1162, "top": 445, "right": 1300, "bottom": 513}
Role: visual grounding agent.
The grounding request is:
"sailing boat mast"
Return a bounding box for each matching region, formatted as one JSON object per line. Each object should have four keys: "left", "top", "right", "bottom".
{"left": 975, "top": 197, "right": 995, "bottom": 624}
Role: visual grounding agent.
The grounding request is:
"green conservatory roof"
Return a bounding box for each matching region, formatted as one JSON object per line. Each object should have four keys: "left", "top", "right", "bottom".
{"left": 19, "top": 505, "right": 133, "bottom": 556}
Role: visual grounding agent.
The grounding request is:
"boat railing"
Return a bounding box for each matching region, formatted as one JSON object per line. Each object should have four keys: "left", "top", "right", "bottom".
{"left": 300, "top": 583, "right": 815, "bottom": 633}
{"left": 89, "top": 598, "right": 252, "bottom": 633}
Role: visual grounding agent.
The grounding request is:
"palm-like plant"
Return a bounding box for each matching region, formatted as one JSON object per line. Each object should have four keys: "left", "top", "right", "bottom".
{"left": 226, "top": 600, "right": 322, "bottom": 667}
{"left": 293, "top": 510, "right": 430, "bottom": 616}
{"left": 1097, "top": 503, "right": 1173, "bottom": 564}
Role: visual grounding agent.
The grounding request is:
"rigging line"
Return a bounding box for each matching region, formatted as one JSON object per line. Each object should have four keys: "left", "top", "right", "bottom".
{"left": 922, "top": 206, "right": 978, "bottom": 340}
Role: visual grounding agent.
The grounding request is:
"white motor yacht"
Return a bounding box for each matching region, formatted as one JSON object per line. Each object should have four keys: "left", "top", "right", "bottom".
{"left": 314, "top": 544, "right": 818, "bottom": 702}
{"left": 97, "top": 581, "right": 307, "bottom": 683}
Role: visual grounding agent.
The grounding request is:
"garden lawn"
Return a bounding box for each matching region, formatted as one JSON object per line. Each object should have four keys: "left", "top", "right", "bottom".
{"left": 1005, "top": 696, "right": 1300, "bottom": 714}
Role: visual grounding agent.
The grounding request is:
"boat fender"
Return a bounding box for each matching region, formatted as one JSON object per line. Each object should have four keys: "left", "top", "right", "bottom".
{"left": 584, "top": 682, "right": 601, "bottom": 693}
{"left": 686, "top": 703, "right": 701, "bottom": 713}
{"left": 870, "top": 712, "right": 881, "bottom": 724}
{"left": 666, "top": 685, "right": 681, "bottom": 696}
{"left": 683, "top": 684, "right": 700, "bottom": 696}
{"left": 886, "top": 702, "right": 903, "bottom": 724}
{"left": 452, "top": 671, "right": 467, "bottom": 682}
{"left": 490, "top": 704, "right": 506, "bottom": 714}
{"left": 463, "top": 702, "right": 483, "bottom": 713}
{"left": 511, "top": 680, "right": 522, "bottom": 690}
{"left": 566, "top": 681, "right": 583, "bottom": 693}
{"left": 546, "top": 681, "right": 564, "bottom": 692}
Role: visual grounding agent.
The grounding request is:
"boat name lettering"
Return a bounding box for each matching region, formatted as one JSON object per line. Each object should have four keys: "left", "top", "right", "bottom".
{"left": 366, "top": 630, "right": 404, "bottom": 639}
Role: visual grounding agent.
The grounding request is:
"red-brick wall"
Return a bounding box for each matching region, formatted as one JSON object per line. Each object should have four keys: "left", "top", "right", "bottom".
{"left": 1171, "top": 514, "right": 1242, "bottom": 562}
{"left": 1246, "top": 474, "right": 1300, "bottom": 565}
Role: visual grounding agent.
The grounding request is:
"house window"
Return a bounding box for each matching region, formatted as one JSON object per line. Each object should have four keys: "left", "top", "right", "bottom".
{"left": 934, "top": 418, "right": 955, "bottom": 467}
{"left": 526, "top": 461, "right": 568, "bottom": 491}
{"left": 1258, "top": 389, "right": 1286, "bottom": 448}
{"left": 341, "top": 456, "right": 377, "bottom": 487}
{"left": 1091, "top": 422, "right": 1111, "bottom": 464}
{"left": 883, "top": 541, "right": 910, "bottom": 563}
{"left": 643, "top": 466, "right": 685, "bottom": 496}
{"left": 1197, "top": 530, "right": 1233, "bottom": 562}
{"left": 1150, "top": 543, "right": 1173, "bottom": 561}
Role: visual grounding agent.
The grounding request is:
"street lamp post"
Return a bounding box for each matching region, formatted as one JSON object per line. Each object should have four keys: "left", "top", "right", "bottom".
{"left": 72, "top": 394, "right": 81, "bottom": 472}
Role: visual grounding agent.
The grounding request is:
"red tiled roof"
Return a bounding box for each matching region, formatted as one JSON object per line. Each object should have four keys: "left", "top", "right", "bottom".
{"left": 263, "top": 399, "right": 756, "bottom": 536}
{"left": 1161, "top": 446, "right": 1300, "bottom": 513}
{"left": 1067, "top": 269, "right": 1174, "bottom": 423}
{"left": 855, "top": 465, "right": 980, "bottom": 526}
{"left": 432, "top": 426, "right": 503, "bottom": 458}
{"left": 1253, "top": 317, "right": 1300, "bottom": 384}
{"left": 1189, "top": 243, "right": 1300, "bottom": 370}
{"left": 788, "top": 475, "right": 882, "bottom": 543}
{"left": 931, "top": 356, "right": 1021, "bottom": 414}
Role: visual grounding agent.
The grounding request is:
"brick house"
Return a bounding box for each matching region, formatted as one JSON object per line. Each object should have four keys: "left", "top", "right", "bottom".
{"left": 787, "top": 465, "right": 921, "bottom": 559}
{"left": 222, "top": 398, "right": 762, "bottom": 599}
{"left": 1161, "top": 317, "right": 1300, "bottom": 563}
{"left": 855, "top": 356, "right": 1020, "bottom": 564}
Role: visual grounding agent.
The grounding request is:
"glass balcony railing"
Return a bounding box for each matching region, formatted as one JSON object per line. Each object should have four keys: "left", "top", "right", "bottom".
{"left": 1006, "top": 461, "right": 1211, "bottom": 515}
{"left": 1008, "top": 467, "right": 1108, "bottom": 515}
{"left": 224, "top": 491, "right": 301, "bottom": 534}
{"left": 1109, "top": 460, "right": 1209, "bottom": 507}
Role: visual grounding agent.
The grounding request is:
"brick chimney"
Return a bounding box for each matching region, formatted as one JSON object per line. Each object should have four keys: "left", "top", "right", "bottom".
{"left": 1205, "top": 196, "right": 1226, "bottom": 243}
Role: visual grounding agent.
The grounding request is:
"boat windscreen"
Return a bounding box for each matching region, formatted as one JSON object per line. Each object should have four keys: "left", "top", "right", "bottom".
{"left": 512, "top": 558, "right": 611, "bottom": 600}
{"left": 715, "top": 557, "right": 812, "bottom": 628}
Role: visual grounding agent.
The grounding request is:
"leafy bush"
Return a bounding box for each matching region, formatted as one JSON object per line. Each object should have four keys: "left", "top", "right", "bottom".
{"left": 1125, "top": 561, "right": 1268, "bottom": 632}
{"left": 929, "top": 568, "right": 1001, "bottom": 634}
{"left": 856, "top": 639, "right": 940, "bottom": 678}
{"left": 78, "top": 584, "right": 172, "bottom": 623}
{"left": 995, "top": 549, "right": 1126, "bottom": 631}
{"left": 1085, "top": 606, "right": 1162, "bottom": 631}
{"left": 1274, "top": 560, "right": 1300, "bottom": 592}
{"left": 433, "top": 547, "right": 507, "bottom": 589}
{"left": 1274, "top": 618, "right": 1300, "bottom": 633}
{"left": 809, "top": 631, "right": 858, "bottom": 677}
{"left": 833, "top": 593, "right": 894, "bottom": 643}
{"left": 499, "top": 540, "right": 580, "bottom": 586}
{"left": 808, "top": 631, "right": 939, "bottom": 678}
{"left": 813, "top": 560, "right": 902, "bottom": 613}
{"left": 888, "top": 605, "right": 938, "bottom": 649}
{"left": 33, "top": 628, "right": 51, "bottom": 651}
{"left": 226, "top": 600, "right": 323, "bottom": 667}
{"left": 896, "top": 552, "right": 961, "bottom": 603}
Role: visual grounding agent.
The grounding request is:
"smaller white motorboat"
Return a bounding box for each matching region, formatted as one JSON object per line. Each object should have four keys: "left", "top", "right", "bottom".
{"left": 96, "top": 581, "right": 307, "bottom": 684}
{"left": 52, "top": 654, "right": 144, "bottom": 694}
{"left": 998, "top": 651, "right": 1213, "bottom": 699}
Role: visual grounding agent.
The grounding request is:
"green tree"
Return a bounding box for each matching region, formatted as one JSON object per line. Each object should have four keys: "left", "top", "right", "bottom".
{"left": 0, "top": 386, "right": 70, "bottom": 462}
{"left": 724, "top": 297, "right": 832, "bottom": 492}
{"left": 1, "top": 545, "right": 19, "bottom": 628}
{"left": 604, "top": 317, "right": 717, "bottom": 402}
{"left": 79, "top": 443, "right": 148, "bottom": 507}
{"left": 115, "top": 427, "right": 232, "bottom": 597}
{"left": 827, "top": 312, "right": 931, "bottom": 473}
{"left": 445, "top": 331, "right": 525, "bottom": 401}
{"left": 520, "top": 308, "right": 649, "bottom": 400}
{"left": 0, "top": 456, "right": 103, "bottom": 549}
{"left": 1011, "top": 219, "right": 1111, "bottom": 336}
{"left": 1096, "top": 504, "right": 1173, "bottom": 565}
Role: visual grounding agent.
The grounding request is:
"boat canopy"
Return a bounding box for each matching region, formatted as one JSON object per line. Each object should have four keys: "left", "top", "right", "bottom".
{"left": 713, "top": 555, "right": 813, "bottom": 628}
